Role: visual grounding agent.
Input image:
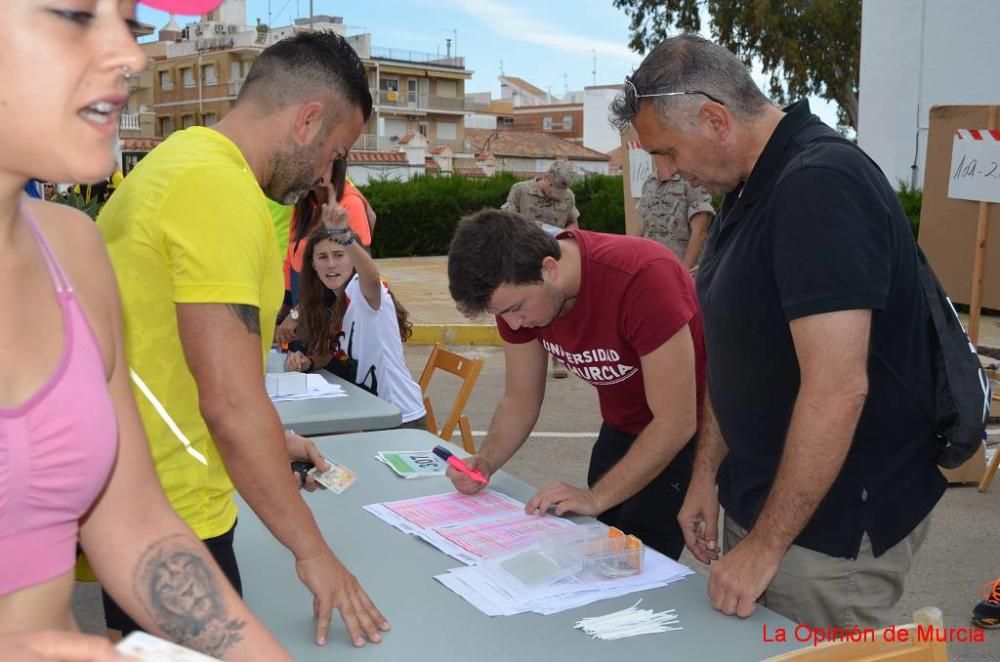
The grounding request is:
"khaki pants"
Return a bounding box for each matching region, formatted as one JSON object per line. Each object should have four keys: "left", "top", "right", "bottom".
{"left": 723, "top": 513, "right": 930, "bottom": 629}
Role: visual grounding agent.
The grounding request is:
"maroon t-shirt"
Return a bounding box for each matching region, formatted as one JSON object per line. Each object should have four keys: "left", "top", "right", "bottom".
{"left": 497, "top": 230, "right": 705, "bottom": 435}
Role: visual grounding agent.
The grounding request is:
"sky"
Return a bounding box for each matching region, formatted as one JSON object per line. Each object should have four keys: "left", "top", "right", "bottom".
{"left": 137, "top": 0, "right": 841, "bottom": 128}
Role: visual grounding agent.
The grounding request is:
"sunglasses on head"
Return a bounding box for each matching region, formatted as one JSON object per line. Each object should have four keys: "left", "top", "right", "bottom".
{"left": 623, "top": 76, "right": 726, "bottom": 107}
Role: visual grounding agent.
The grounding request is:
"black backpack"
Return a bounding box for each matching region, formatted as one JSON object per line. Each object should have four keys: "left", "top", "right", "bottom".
{"left": 914, "top": 245, "right": 992, "bottom": 468}
{"left": 809, "top": 134, "right": 991, "bottom": 468}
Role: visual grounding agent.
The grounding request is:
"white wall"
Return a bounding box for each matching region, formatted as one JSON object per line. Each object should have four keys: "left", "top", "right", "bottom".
{"left": 859, "top": 0, "right": 1000, "bottom": 190}
{"left": 583, "top": 87, "right": 622, "bottom": 154}
{"left": 347, "top": 164, "right": 422, "bottom": 186}
{"left": 464, "top": 114, "right": 497, "bottom": 129}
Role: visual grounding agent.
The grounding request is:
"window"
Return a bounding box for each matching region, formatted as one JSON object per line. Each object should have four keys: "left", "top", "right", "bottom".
{"left": 181, "top": 67, "right": 195, "bottom": 88}
{"left": 563, "top": 115, "right": 573, "bottom": 130}
{"left": 542, "top": 116, "right": 552, "bottom": 131}
{"left": 181, "top": 114, "right": 196, "bottom": 129}
{"left": 407, "top": 79, "right": 418, "bottom": 105}
{"left": 230, "top": 61, "right": 241, "bottom": 81}
{"left": 380, "top": 78, "right": 399, "bottom": 103}
{"left": 159, "top": 70, "right": 173, "bottom": 91}
{"left": 201, "top": 63, "right": 217, "bottom": 85}
{"left": 499, "top": 117, "right": 514, "bottom": 129}
{"left": 159, "top": 117, "right": 174, "bottom": 136}
{"left": 418, "top": 122, "right": 429, "bottom": 137}
{"left": 203, "top": 113, "right": 218, "bottom": 126}
{"left": 437, "top": 121, "right": 457, "bottom": 140}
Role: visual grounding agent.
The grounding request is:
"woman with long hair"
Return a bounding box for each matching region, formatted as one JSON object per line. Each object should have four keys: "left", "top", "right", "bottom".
{"left": 0, "top": 1, "right": 290, "bottom": 658}
{"left": 285, "top": 187, "right": 426, "bottom": 429}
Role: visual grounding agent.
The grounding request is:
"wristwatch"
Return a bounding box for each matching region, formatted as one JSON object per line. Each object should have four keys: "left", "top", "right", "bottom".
{"left": 289, "top": 308, "right": 299, "bottom": 320}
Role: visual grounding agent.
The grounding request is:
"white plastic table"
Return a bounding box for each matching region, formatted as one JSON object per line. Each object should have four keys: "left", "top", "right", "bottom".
{"left": 234, "top": 429, "right": 801, "bottom": 661}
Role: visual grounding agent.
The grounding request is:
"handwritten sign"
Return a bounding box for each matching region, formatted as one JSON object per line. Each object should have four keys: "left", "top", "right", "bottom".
{"left": 948, "top": 129, "right": 1000, "bottom": 203}
{"left": 627, "top": 140, "right": 652, "bottom": 198}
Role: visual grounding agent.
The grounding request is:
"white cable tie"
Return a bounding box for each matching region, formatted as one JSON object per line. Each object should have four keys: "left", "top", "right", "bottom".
{"left": 573, "top": 599, "right": 680, "bottom": 640}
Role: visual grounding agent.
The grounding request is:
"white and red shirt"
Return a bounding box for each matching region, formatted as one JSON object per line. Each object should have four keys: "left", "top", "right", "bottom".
{"left": 497, "top": 230, "right": 705, "bottom": 434}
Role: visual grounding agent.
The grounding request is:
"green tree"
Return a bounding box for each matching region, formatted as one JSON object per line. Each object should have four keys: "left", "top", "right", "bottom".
{"left": 613, "top": 0, "right": 861, "bottom": 129}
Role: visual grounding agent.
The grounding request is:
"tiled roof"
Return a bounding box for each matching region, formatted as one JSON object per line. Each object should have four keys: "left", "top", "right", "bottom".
{"left": 464, "top": 129, "right": 610, "bottom": 162}
{"left": 424, "top": 157, "right": 440, "bottom": 172}
{"left": 430, "top": 145, "right": 452, "bottom": 155}
{"left": 348, "top": 151, "right": 407, "bottom": 164}
{"left": 121, "top": 138, "right": 162, "bottom": 151}
{"left": 500, "top": 76, "right": 547, "bottom": 98}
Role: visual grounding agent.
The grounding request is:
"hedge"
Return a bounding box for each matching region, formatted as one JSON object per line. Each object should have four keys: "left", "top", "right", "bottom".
{"left": 362, "top": 173, "right": 625, "bottom": 258}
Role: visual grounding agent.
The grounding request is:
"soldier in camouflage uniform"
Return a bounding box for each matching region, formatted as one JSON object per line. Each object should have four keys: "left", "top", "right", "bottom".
{"left": 636, "top": 169, "right": 714, "bottom": 270}
{"left": 502, "top": 159, "right": 580, "bottom": 230}
{"left": 500, "top": 160, "right": 579, "bottom": 377}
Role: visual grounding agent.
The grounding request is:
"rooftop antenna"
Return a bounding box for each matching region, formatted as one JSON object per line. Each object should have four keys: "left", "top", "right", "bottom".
{"left": 592, "top": 49, "right": 597, "bottom": 85}
{"left": 563, "top": 73, "right": 569, "bottom": 97}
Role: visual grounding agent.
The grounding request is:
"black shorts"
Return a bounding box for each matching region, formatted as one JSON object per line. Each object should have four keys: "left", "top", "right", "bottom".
{"left": 102, "top": 522, "right": 242, "bottom": 634}
{"left": 587, "top": 422, "right": 694, "bottom": 560}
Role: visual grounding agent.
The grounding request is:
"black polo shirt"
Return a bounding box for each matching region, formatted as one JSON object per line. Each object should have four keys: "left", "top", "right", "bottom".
{"left": 697, "top": 100, "right": 945, "bottom": 559}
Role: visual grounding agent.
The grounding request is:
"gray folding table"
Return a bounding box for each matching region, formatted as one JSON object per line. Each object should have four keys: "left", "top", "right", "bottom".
{"left": 266, "top": 350, "right": 401, "bottom": 434}
{"left": 234, "top": 429, "right": 800, "bottom": 661}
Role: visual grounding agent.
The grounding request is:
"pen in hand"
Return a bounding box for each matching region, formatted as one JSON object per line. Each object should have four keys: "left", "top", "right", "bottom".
{"left": 432, "top": 445, "right": 489, "bottom": 485}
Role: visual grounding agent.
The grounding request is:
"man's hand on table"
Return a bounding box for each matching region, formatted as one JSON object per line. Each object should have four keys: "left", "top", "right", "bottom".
{"left": 525, "top": 481, "right": 602, "bottom": 517}
{"left": 295, "top": 547, "right": 390, "bottom": 647}
{"left": 707, "top": 534, "right": 783, "bottom": 619}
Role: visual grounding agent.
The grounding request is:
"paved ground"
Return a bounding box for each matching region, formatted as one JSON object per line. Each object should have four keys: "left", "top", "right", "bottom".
{"left": 72, "top": 256, "right": 1000, "bottom": 659}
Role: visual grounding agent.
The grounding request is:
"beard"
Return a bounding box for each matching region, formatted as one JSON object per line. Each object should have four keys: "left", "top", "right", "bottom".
{"left": 265, "top": 140, "right": 320, "bottom": 205}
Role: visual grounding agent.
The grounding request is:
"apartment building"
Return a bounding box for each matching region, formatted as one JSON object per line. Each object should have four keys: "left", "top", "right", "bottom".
{"left": 510, "top": 103, "right": 583, "bottom": 144}
{"left": 348, "top": 34, "right": 472, "bottom": 156}
{"left": 128, "top": 0, "right": 472, "bottom": 173}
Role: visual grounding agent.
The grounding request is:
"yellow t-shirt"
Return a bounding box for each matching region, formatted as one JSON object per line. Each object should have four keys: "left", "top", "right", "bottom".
{"left": 98, "top": 127, "right": 283, "bottom": 540}
{"left": 266, "top": 198, "right": 293, "bottom": 258}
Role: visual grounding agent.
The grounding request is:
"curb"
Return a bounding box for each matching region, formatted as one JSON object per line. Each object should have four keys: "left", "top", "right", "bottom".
{"left": 409, "top": 324, "right": 502, "bottom": 346}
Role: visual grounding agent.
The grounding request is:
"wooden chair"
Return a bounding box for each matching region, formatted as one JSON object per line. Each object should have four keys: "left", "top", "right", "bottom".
{"left": 763, "top": 607, "right": 949, "bottom": 662}
{"left": 979, "top": 446, "right": 999, "bottom": 492}
{"left": 417, "top": 344, "right": 483, "bottom": 453}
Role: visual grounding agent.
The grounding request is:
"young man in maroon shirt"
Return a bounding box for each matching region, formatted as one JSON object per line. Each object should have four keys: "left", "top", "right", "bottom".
{"left": 446, "top": 209, "right": 705, "bottom": 558}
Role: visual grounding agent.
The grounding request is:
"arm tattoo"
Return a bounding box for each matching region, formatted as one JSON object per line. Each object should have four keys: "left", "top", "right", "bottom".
{"left": 226, "top": 303, "right": 260, "bottom": 335}
{"left": 132, "top": 534, "right": 246, "bottom": 657}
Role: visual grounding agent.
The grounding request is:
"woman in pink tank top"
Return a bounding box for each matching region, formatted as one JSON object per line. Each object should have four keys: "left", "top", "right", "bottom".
{"left": 0, "top": 2, "right": 289, "bottom": 659}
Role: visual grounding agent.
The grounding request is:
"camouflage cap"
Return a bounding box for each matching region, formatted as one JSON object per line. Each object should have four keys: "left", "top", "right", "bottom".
{"left": 546, "top": 160, "right": 574, "bottom": 191}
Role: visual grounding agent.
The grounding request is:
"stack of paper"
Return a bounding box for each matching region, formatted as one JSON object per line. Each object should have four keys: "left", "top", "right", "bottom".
{"left": 365, "top": 490, "right": 694, "bottom": 614}
{"left": 436, "top": 546, "right": 693, "bottom": 616}
{"left": 266, "top": 372, "right": 346, "bottom": 402}
{"left": 376, "top": 450, "right": 449, "bottom": 479}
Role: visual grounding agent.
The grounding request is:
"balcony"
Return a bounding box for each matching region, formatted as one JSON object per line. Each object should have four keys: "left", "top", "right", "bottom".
{"left": 228, "top": 78, "right": 245, "bottom": 96}
{"left": 119, "top": 111, "right": 141, "bottom": 131}
{"left": 370, "top": 46, "right": 464, "bottom": 69}
{"left": 375, "top": 91, "right": 467, "bottom": 113}
{"left": 353, "top": 134, "right": 401, "bottom": 152}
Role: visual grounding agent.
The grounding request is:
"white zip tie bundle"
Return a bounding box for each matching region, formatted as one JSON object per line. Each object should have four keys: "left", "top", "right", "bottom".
{"left": 573, "top": 599, "right": 682, "bottom": 640}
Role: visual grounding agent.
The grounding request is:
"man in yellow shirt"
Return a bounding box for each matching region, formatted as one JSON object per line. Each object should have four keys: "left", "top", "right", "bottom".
{"left": 98, "top": 32, "right": 387, "bottom": 648}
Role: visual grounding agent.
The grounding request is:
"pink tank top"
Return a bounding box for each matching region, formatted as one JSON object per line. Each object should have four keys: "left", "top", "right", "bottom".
{"left": 0, "top": 211, "right": 118, "bottom": 596}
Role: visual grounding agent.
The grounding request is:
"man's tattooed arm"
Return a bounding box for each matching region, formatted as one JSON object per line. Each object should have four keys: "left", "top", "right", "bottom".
{"left": 226, "top": 304, "right": 261, "bottom": 335}
{"left": 132, "top": 534, "right": 246, "bottom": 658}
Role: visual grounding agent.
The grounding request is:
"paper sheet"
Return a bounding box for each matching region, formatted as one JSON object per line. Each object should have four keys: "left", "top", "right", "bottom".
{"left": 266, "top": 372, "right": 346, "bottom": 401}
{"left": 378, "top": 489, "right": 524, "bottom": 530}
